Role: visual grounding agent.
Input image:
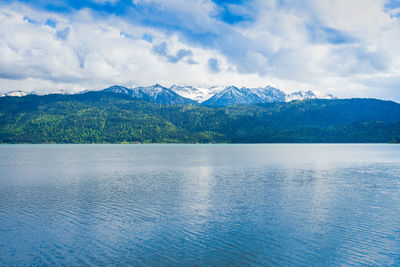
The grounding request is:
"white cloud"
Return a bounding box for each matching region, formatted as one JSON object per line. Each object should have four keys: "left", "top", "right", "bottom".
{"left": 0, "top": 2, "right": 277, "bottom": 94}
{"left": 0, "top": 1, "right": 400, "bottom": 101}
{"left": 0, "top": 4, "right": 224, "bottom": 92}
{"left": 223, "top": 0, "right": 400, "bottom": 99}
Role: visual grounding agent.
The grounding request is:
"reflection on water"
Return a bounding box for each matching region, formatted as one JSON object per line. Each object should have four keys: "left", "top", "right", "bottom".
{"left": 0, "top": 144, "right": 400, "bottom": 265}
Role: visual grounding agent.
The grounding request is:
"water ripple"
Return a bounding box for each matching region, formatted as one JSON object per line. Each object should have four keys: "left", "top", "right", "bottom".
{"left": 1, "top": 144, "right": 400, "bottom": 265}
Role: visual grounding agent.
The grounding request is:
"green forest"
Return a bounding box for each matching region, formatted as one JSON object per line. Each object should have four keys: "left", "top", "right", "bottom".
{"left": 1, "top": 92, "right": 400, "bottom": 143}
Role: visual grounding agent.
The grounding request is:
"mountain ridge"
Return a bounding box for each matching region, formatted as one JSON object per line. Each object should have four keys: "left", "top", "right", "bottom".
{"left": 103, "top": 84, "right": 197, "bottom": 105}
{"left": 0, "top": 84, "right": 336, "bottom": 106}
{"left": 202, "top": 85, "right": 288, "bottom": 106}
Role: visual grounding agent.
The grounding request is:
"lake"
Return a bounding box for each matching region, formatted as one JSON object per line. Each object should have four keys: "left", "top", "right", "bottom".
{"left": 0, "top": 144, "right": 400, "bottom": 265}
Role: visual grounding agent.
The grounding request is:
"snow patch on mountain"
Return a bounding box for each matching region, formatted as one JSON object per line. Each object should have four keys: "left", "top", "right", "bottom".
{"left": 40, "top": 89, "right": 70, "bottom": 95}
{"left": 285, "top": 90, "right": 336, "bottom": 102}
{"left": 103, "top": 85, "right": 131, "bottom": 95}
{"left": 252, "top": 86, "right": 286, "bottom": 102}
{"left": 169, "top": 85, "right": 218, "bottom": 102}
{"left": 0, "top": 90, "right": 31, "bottom": 97}
{"left": 0, "top": 89, "right": 72, "bottom": 97}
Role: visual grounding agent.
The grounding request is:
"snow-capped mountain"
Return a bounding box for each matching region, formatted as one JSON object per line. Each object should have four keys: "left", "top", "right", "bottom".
{"left": 252, "top": 86, "right": 286, "bottom": 102}
{"left": 0, "top": 90, "right": 71, "bottom": 97}
{"left": 169, "top": 85, "right": 219, "bottom": 103}
{"left": 103, "top": 84, "right": 197, "bottom": 105}
{"left": 201, "top": 86, "right": 286, "bottom": 106}
{"left": 40, "top": 89, "right": 70, "bottom": 95}
{"left": 202, "top": 86, "right": 260, "bottom": 106}
{"left": 285, "top": 90, "right": 336, "bottom": 102}
{"left": 0, "top": 90, "right": 32, "bottom": 97}
{"left": 103, "top": 85, "right": 132, "bottom": 95}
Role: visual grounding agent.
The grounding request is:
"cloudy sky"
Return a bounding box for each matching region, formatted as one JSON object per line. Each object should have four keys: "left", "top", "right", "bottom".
{"left": 0, "top": 0, "right": 400, "bottom": 100}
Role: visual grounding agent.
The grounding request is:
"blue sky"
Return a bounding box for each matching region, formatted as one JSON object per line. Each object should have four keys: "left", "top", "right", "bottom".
{"left": 1, "top": 0, "right": 400, "bottom": 100}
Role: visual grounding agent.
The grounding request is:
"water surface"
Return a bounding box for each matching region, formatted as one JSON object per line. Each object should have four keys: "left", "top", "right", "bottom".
{"left": 1, "top": 144, "right": 400, "bottom": 265}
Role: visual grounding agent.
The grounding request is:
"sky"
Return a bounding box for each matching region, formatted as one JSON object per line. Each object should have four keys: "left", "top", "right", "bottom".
{"left": 0, "top": 0, "right": 400, "bottom": 100}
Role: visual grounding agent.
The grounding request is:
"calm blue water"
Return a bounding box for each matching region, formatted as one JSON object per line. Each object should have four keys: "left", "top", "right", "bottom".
{"left": 0, "top": 144, "right": 400, "bottom": 266}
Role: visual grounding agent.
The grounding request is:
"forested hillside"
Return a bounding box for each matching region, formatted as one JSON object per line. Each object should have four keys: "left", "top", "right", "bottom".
{"left": 0, "top": 92, "right": 399, "bottom": 143}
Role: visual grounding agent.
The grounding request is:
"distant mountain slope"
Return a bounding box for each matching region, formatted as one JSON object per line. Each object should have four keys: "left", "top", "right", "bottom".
{"left": 103, "top": 84, "right": 197, "bottom": 105}
{"left": 0, "top": 92, "right": 399, "bottom": 143}
{"left": 253, "top": 86, "right": 286, "bottom": 102}
{"left": 202, "top": 86, "right": 286, "bottom": 106}
{"left": 103, "top": 85, "right": 132, "bottom": 95}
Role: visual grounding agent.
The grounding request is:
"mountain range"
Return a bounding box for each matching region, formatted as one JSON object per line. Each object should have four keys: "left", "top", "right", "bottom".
{"left": 0, "top": 84, "right": 335, "bottom": 106}
{"left": 2, "top": 83, "right": 398, "bottom": 144}
{"left": 0, "top": 91, "right": 399, "bottom": 143}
